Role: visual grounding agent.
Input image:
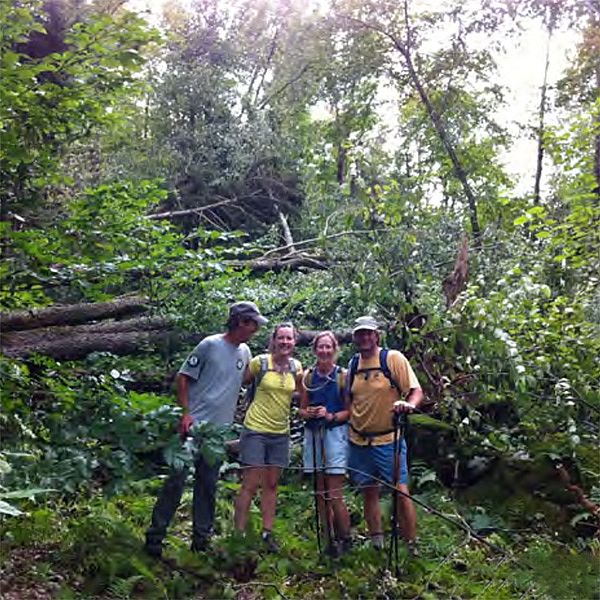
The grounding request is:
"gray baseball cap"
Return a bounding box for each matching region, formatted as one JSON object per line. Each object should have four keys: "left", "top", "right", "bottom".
{"left": 229, "top": 301, "right": 268, "bottom": 325}
{"left": 352, "top": 315, "right": 379, "bottom": 334}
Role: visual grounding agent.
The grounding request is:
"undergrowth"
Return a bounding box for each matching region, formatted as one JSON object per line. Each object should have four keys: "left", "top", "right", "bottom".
{"left": 1, "top": 473, "right": 598, "bottom": 599}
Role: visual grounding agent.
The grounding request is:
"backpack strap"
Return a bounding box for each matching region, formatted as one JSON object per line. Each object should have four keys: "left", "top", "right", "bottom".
{"left": 254, "top": 354, "right": 270, "bottom": 389}
{"left": 346, "top": 349, "right": 401, "bottom": 400}
{"left": 336, "top": 365, "right": 345, "bottom": 398}
{"left": 288, "top": 358, "right": 298, "bottom": 378}
{"left": 345, "top": 353, "right": 360, "bottom": 402}
{"left": 379, "top": 348, "right": 401, "bottom": 393}
{"left": 244, "top": 354, "right": 269, "bottom": 405}
{"left": 350, "top": 422, "right": 395, "bottom": 444}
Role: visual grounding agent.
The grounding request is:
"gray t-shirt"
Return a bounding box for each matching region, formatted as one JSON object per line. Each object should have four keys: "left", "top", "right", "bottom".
{"left": 178, "top": 334, "right": 251, "bottom": 425}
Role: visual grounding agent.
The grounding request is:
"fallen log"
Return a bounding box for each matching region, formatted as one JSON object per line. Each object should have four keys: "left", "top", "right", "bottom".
{"left": 1, "top": 296, "right": 149, "bottom": 332}
{"left": 227, "top": 254, "right": 328, "bottom": 273}
{"left": 1, "top": 328, "right": 174, "bottom": 361}
{"left": 1, "top": 315, "right": 170, "bottom": 353}
{"left": 0, "top": 322, "right": 355, "bottom": 361}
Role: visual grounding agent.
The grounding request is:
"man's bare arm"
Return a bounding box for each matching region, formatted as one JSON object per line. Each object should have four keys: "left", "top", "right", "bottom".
{"left": 176, "top": 373, "right": 193, "bottom": 436}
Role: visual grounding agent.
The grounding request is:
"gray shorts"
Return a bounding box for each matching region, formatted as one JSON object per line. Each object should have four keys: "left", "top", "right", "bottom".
{"left": 239, "top": 427, "right": 290, "bottom": 467}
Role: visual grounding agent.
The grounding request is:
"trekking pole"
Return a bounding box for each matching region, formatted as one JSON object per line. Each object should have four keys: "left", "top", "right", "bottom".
{"left": 387, "top": 411, "right": 406, "bottom": 578}
{"left": 311, "top": 424, "right": 322, "bottom": 554}
{"left": 318, "top": 423, "right": 334, "bottom": 552}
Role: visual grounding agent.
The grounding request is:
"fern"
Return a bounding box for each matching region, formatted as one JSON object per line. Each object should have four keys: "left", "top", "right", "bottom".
{"left": 107, "top": 575, "right": 144, "bottom": 599}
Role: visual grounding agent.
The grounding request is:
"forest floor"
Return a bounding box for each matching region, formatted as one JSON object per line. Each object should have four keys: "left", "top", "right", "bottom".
{"left": 1, "top": 471, "right": 598, "bottom": 599}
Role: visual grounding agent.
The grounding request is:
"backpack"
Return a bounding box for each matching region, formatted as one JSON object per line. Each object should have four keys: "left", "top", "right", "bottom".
{"left": 345, "top": 348, "right": 401, "bottom": 401}
{"left": 244, "top": 354, "right": 299, "bottom": 405}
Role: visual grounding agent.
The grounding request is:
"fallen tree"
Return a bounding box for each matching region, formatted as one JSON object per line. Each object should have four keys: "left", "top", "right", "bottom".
{"left": 0, "top": 302, "right": 355, "bottom": 360}
{"left": 1, "top": 296, "right": 149, "bottom": 332}
{"left": 1, "top": 240, "right": 467, "bottom": 361}
{"left": 1, "top": 318, "right": 173, "bottom": 361}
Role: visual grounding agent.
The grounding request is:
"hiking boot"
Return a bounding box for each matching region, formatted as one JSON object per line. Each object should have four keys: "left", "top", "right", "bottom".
{"left": 261, "top": 531, "right": 280, "bottom": 553}
{"left": 339, "top": 537, "right": 353, "bottom": 555}
{"left": 191, "top": 535, "right": 211, "bottom": 553}
{"left": 406, "top": 538, "right": 420, "bottom": 558}
{"left": 370, "top": 533, "right": 385, "bottom": 551}
{"left": 143, "top": 543, "right": 163, "bottom": 559}
{"left": 325, "top": 541, "right": 341, "bottom": 558}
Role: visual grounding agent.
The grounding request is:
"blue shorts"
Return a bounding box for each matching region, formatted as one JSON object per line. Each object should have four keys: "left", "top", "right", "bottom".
{"left": 303, "top": 424, "right": 348, "bottom": 475}
{"left": 348, "top": 440, "right": 408, "bottom": 487}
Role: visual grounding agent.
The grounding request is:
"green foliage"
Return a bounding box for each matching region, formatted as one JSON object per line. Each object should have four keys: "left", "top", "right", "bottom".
{"left": 0, "top": 180, "right": 251, "bottom": 310}
{"left": 0, "top": 353, "right": 179, "bottom": 495}
{"left": 1, "top": 1, "right": 599, "bottom": 596}
{"left": 0, "top": 0, "right": 159, "bottom": 208}
{"left": 4, "top": 482, "right": 598, "bottom": 599}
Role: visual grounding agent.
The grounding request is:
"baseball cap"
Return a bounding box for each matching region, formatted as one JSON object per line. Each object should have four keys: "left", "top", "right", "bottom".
{"left": 229, "top": 301, "right": 268, "bottom": 326}
{"left": 352, "top": 315, "right": 379, "bottom": 334}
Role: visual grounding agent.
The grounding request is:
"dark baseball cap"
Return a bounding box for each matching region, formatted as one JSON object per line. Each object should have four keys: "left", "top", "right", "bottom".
{"left": 229, "top": 301, "right": 268, "bottom": 325}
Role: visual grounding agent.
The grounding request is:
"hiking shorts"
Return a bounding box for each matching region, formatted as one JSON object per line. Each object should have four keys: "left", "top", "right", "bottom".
{"left": 239, "top": 427, "right": 290, "bottom": 467}
{"left": 348, "top": 440, "right": 408, "bottom": 487}
{"left": 303, "top": 424, "right": 348, "bottom": 475}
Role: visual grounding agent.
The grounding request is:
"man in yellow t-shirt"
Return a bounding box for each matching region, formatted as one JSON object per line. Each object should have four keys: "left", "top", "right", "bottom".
{"left": 346, "top": 316, "right": 423, "bottom": 554}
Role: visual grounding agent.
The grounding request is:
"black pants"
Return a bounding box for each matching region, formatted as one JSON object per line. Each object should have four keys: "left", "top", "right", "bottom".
{"left": 145, "top": 454, "right": 221, "bottom": 550}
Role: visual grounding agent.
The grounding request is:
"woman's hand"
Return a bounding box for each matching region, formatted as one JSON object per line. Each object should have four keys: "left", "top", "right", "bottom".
{"left": 312, "top": 405, "right": 327, "bottom": 419}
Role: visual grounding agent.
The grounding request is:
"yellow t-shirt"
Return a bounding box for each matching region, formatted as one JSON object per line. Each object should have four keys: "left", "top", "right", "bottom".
{"left": 244, "top": 354, "right": 302, "bottom": 434}
{"left": 349, "top": 349, "right": 421, "bottom": 446}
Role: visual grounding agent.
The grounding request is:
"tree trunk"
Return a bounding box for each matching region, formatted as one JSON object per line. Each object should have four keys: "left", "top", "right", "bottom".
{"left": 274, "top": 203, "right": 295, "bottom": 251}
{"left": 337, "top": 144, "right": 347, "bottom": 185}
{"left": 1, "top": 296, "right": 149, "bottom": 332}
{"left": 442, "top": 235, "right": 469, "bottom": 308}
{"left": 1, "top": 329, "right": 173, "bottom": 361}
{"left": 594, "top": 53, "right": 600, "bottom": 204}
{"left": 0, "top": 318, "right": 353, "bottom": 361}
{"left": 533, "top": 27, "right": 552, "bottom": 205}
{"left": 399, "top": 48, "right": 481, "bottom": 243}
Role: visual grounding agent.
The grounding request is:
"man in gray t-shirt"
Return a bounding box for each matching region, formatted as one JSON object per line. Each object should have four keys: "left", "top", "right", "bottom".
{"left": 145, "top": 301, "right": 267, "bottom": 556}
{"left": 178, "top": 333, "right": 250, "bottom": 424}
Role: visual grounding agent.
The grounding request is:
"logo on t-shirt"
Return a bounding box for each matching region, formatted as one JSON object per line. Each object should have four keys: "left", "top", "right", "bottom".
{"left": 188, "top": 355, "right": 199, "bottom": 367}
{"left": 236, "top": 358, "right": 244, "bottom": 370}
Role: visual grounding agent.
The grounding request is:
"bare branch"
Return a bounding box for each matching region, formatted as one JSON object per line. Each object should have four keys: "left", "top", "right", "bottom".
{"left": 147, "top": 197, "right": 241, "bottom": 220}
{"left": 258, "top": 63, "right": 311, "bottom": 109}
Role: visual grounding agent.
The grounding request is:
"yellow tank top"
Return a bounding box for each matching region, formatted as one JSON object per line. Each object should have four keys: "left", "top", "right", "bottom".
{"left": 244, "top": 354, "right": 302, "bottom": 434}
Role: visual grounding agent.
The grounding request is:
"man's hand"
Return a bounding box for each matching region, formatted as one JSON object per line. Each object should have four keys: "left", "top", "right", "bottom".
{"left": 393, "top": 400, "right": 415, "bottom": 414}
{"left": 179, "top": 413, "right": 193, "bottom": 438}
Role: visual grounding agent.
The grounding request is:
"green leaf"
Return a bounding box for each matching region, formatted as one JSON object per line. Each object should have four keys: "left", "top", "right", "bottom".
{"left": 513, "top": 215, "right": 529, "bottom": 226}
{"left": 0, "top": 488, "right": 56, "bottom": 499}
{"left": 0, "top": 499, "right": 23, "bottom": 516}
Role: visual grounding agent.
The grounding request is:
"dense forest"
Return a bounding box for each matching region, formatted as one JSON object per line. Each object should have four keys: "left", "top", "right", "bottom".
{"left": 1, "top": 0, "right": 599, "bottom": 598}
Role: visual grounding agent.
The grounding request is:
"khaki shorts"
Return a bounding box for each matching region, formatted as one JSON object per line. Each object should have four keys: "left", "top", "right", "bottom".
{"left": 239, "top": 427, "right": 290, "bottom": 467}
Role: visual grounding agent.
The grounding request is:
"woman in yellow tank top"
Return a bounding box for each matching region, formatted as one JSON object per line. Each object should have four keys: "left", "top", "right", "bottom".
{"left": 233, "top": 323, "right": 302, "bottom": 552}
